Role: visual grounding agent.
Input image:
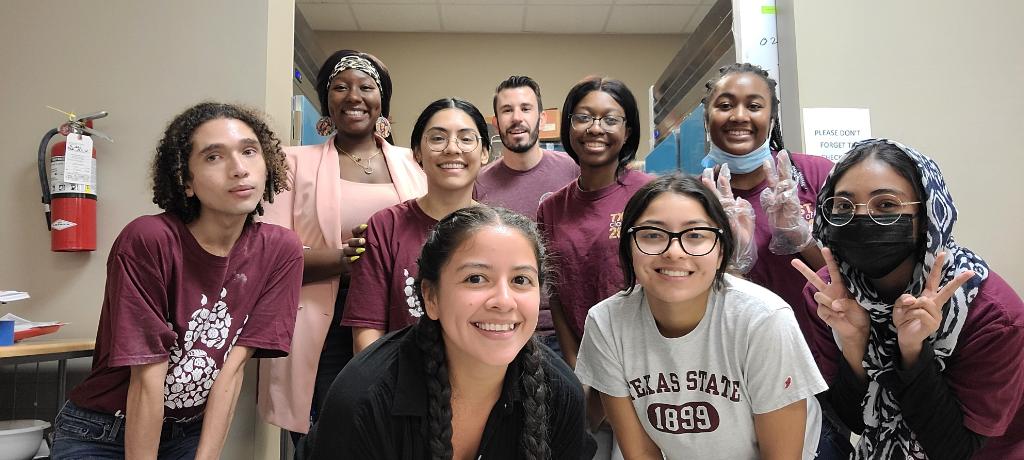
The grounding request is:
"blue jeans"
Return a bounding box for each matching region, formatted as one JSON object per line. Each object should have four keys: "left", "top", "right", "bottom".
{"left": 815, "top": 415, "right": 854, "bottom": 460}
{"left": 50, "top": 401, "right": 203, "bottom": 459}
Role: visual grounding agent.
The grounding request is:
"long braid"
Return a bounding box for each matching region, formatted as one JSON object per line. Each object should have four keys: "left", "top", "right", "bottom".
{"left": 412, "top": 206, "right": 552, "bottom": 459}
{"left": 415, "top": 318, "right": 454, "bottom": 459}
{"left": 701, "top": 62, "right": 785, "bottom": 151}
{"left": 517, "top": 338, "right": 550, "bottom": 459}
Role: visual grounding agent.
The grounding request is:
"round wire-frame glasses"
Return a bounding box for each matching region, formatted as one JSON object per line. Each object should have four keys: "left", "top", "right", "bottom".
{"left": 424, "top": 130, "right": 482, "bottom": 153}
{"left": 820, "top": 194, "right": 922, "bottom": 226}
{"left": 569, "top": 113, "right": 625, "bottom": 132}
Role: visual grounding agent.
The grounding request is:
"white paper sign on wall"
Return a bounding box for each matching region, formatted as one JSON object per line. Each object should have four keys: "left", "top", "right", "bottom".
{"left": 801, "top": 108, "right": 872, "bottom": 162}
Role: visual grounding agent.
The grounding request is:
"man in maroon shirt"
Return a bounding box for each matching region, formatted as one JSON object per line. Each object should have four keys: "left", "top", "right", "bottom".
{"left": 475, "top": 75, "right": 579, "bottom": 217}
{"left": 51, "top": 103, "right": 302, "bottom": 459}
{"left": 475, "top": 76, "right": 580, "bottom": 354}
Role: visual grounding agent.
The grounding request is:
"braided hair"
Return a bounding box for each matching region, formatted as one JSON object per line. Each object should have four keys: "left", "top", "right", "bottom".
{"left": 701, "top": 62, "right": 785, "bottom": 152}
{"left": 412, "top": 206, "right": 552, "bottom": 459}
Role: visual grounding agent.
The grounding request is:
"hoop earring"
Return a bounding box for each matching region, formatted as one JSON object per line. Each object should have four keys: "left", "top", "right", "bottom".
{"left": 375, "top": 116, "right": 392, "bottom": 139}
{"left": 316, "top": 116, "right": 335, "bottom": 136}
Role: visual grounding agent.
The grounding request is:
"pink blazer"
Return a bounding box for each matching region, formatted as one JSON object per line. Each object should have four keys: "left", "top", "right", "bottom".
{"left": 257, "top": 135, "right": 426, "bottom": 433}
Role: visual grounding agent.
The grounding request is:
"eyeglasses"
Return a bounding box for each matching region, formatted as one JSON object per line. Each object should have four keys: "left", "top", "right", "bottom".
{"left": 627, "top": 226, "right": 723, "bottom": 256}
{"left": 569, "top": 114, "right": 626, "bottom": 132}
{"left": 821, "top": 194, "right": 922, "bottom": 226}
{"left": 424, "top": 130, "right": 482, "bottom": 153}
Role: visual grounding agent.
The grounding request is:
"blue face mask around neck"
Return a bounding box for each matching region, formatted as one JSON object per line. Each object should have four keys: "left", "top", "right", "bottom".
{"left": 701, "top": 133, "right": 772, "bottom": 174}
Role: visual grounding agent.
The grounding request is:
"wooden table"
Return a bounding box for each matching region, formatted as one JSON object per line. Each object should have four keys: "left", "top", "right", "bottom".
{"left": 0, "top": 338, "right": 95, "bottom": 410}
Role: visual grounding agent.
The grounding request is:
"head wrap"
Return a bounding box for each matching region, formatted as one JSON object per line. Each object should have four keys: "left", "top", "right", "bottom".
{"left": 813, "top": 138, "right": 989, "bottom": 459}
{"left": 327, "top": 55, "right": 382, "bottom": 94}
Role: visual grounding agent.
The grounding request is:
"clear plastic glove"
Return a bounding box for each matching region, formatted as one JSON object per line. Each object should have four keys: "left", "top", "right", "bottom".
{"left": 702, "top": 164, "right": 757, "bottom": 274}
{"left": 759, "top": 150, "right": 813, "bottom": 255}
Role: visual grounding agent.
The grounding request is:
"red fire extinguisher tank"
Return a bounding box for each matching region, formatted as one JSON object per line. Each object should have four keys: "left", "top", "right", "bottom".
{"left": 37, "top": 111, "right": 110, "bottom": 252}
{"left": 48, "top": 136, "right": 98, "bottom": 251}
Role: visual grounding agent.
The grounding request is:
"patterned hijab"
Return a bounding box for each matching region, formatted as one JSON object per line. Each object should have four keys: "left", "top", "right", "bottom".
{"left": 813, "top": 139, "right": 989, "bottom": 459}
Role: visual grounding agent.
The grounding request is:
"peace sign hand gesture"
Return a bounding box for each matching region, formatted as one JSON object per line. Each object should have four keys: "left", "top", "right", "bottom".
{"left": 792, "top": 248, "right": 870, "bottom": 349}
{"left": 702, "top": 164, "right": 757, "bottom": 273}
{"left": 893, "top": 252, "right": 976, "bottom": 367}
{"left": 760, "top": 150, "right": 814, "bottom": 255}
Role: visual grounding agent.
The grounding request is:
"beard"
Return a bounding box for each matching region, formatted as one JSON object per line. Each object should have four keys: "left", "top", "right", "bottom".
{"left": 499, "top": 118, "right": 541, "bottom": 154}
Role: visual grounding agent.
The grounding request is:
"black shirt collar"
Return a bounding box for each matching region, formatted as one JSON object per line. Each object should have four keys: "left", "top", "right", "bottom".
{"left": 392, "top": 327, "right": 522, "bottom": 417}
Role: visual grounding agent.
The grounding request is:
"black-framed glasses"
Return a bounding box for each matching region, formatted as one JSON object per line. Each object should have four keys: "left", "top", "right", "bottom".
{"left": 569, "top": 113, "right": 625, "bottom": 132}
{"left": 627, "top": 226, "right": 723, "bottom": 256}
{"left": 424, "top": 129, "right": 482, "bottom": 153}
{"left": 821, "top": 194, "right": 922, "bottom": 226}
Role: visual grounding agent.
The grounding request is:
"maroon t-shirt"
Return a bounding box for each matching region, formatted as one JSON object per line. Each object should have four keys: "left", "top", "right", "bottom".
{"left": 475, "top": 149, "right": 580, "bottom": 218}
{"left": 70, "top": 213, "right": 303, "bottom": 420}
{"left": 537, "top": 169, "right": 655, "bottom": 339}
{"left": 475, "top": 149, "right": 580, "bottom": 337}
{"left": 801, "top": 271, "right": 1024, "bottom": 459}
{"left": 733, "top": 152, "right": 833, "bottom": 337}
{"left": 341, "top": 199, "right": 438, "bottom": 332}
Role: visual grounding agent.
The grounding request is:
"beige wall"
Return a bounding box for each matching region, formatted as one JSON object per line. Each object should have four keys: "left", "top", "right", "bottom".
{"left": 777, "top": 0, "right": 1023, "bottom": 290}
{"left": 0, "top": 1, "right": 293, "bottom": 458}
{"left": 315, "top": 32, "right": 684, "bottom": 155}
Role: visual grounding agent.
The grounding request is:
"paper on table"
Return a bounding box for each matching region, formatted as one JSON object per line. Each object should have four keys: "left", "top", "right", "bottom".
{"left": 0, "top": 313, "right": 64, "bottom": 332}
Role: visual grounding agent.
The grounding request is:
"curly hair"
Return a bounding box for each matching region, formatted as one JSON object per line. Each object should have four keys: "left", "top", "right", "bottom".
{"left": 151, "top": 102, "right": 289, "bottom": 224}
{"left": 412, "top": 206, "right": 552, "bottom": 459}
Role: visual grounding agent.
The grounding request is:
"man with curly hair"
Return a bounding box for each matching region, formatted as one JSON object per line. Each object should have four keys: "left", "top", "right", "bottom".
{"left": 51, "top": 102, "right": 303, "bottom": 459}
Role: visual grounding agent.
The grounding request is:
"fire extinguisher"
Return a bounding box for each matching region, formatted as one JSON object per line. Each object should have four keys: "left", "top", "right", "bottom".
{"left": 37, "top": 110, "right": 112, "bottom": 252}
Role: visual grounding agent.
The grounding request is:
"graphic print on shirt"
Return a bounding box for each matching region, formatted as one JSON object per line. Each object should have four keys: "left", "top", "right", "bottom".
{"left": 628, "top": 370, "right": 742, "bottom": 435}
{"left": 608, "top": 212, "right": 624, "bottom": 239}
{"left": 164, "top": 288, "right": 248, "bottom": 410}
{"left": 799, "top": 202, "right": 815, "bottom": 223}
{"left": 402, "top": 268, "right": 423, "bottom": 318}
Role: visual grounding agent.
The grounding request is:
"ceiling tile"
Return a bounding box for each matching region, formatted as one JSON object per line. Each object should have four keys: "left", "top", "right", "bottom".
{"left": 683, "top": 4, "right": 711, "bottom": 33}
{"left": 348, "top": 0, "right": 434, "bottom": 3}
{"left": 441, "top": 4, "right": 525, "bottom": 33}
{"left": 525, "top": 5, "right": 610, "bottom": 33}
{"left": 297, "top": 3, "right": 357, "bottom": 31}
{"left": 605, "top": 4, "right": 695, "bottom": 33}
{"left": 439, "top": 0, "right": 525, "bottom": 3}
{"left": 351, "top": 4, "right": 442, "bottom": 32}
{"left": 614, "top": 0, "right": 701, "bottom": 4}
{"left": 527, "top": 0, "right": 613, "bottom": 4}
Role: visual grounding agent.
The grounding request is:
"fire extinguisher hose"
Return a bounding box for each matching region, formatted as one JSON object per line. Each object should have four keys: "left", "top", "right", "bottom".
{"left": 37, "top": 127, "right": 59, "bottom": 230}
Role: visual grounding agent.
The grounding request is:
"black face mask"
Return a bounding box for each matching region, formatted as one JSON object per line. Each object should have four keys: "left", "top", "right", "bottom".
{"left": 826, "top": 215, "right": 918, "bottom": 279}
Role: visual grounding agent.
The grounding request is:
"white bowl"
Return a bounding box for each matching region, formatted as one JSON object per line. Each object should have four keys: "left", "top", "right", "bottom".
{"left": 0, "top": 420, "right": 50, "bottom": 460}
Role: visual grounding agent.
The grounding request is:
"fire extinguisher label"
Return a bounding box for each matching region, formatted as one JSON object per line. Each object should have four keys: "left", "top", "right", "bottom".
{"left": 51, "top": 219, "right": 78, "bottom": 231}
{"left": 50, "top": 156, "right": 98, "bottom": 196}
{"left": 64, "top": 134, "right": 94, "bottom": 185}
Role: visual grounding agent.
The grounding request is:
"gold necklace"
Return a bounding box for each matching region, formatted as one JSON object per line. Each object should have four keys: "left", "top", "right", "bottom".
{"left": 338, "top": 146, "right": 383, "bottom": 174}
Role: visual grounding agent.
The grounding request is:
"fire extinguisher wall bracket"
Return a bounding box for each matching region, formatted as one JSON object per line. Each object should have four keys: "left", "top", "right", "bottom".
{"left": 37, "top": 110, "right": 111, "bottom": 252}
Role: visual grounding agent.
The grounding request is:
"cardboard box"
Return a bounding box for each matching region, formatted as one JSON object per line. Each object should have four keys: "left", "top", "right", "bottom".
{"left": 540, "top": 108, "right": 560, "bottom": 141}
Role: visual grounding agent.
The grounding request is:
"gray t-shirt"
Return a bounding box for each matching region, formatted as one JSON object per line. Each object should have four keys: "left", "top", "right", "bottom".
{"left": 575, "top": 274, "right": 828, "bottom": 459}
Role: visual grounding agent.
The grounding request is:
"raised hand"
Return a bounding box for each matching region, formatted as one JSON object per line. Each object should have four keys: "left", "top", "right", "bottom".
{"left": 893, "top": 252, "right": 976, "bottom": 366}
{"left": 760, "top": 150, "right": 813, "bottom": 255}
{"left": 702, "top": 164, "right": 757, "bottom": 273}
{"left": 792, "top": 248, "right": 869, "bottom": 348}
